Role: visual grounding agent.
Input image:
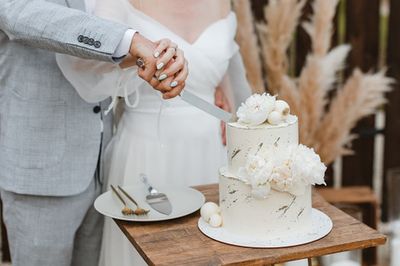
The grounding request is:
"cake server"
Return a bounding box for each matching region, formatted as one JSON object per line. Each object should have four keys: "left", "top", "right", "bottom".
{"left": 140, "top": 173, "right": 172, "bottom": 215}
{"left": 180, "top": 90, "right": 234, "bottom": 123}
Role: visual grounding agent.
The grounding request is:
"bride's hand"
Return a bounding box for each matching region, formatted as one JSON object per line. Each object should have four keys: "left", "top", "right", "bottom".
{"left": 154, "top": 56, "right": 188, "bottom": 99}
{"left": 128, "top": 35, "right": 188, "bottom": 98}
{"left": 152, "top": 39, "right": 188, "bottom": 99}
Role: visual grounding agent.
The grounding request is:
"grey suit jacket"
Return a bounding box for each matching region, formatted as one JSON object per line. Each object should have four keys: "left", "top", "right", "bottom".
{"left": 0, "top": 0, "right": 130, "bottom": 196}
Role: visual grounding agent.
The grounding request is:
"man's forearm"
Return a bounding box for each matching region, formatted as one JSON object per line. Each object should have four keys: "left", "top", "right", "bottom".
{"left": 0, "top": 0, "right": 130, "bottom": 61}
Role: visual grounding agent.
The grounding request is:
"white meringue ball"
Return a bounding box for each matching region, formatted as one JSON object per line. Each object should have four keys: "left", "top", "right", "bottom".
{"left": 209, "top": 213, "right": 223, "bottom": 227}
{"left": 267, "top": 111, "right": 283, "bottom": 125}
{"left": 274, "top": 100, "right": 290, "bottom": 117}
{"left": 200, "top": 202, "right": 220, "bottom": 222}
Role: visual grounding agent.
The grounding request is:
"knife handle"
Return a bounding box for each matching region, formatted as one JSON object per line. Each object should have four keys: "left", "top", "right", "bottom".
{"left": 140, "top": 173, "right": 158, "bottom": 195}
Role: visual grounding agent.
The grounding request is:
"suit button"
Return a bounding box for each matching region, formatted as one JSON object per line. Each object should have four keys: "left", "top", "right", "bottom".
{"left": 94, "top": 41, "right": 101, "bottom": 48}
{"left": 77, "top": 35, "right": 84, "bottom": 42}
{"left": 93, "top": 106, "right": 101, "bottom": 114}
{"left": 82, "top": 37, "right": 89, "bottom": 44}
{"left": 88, "top": 38, "right": 94, "bottom": 46}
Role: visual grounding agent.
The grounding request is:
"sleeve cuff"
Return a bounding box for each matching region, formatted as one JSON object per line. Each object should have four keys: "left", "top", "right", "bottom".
{"left": 112, "top": 29, "right": 137, "bottom": 60}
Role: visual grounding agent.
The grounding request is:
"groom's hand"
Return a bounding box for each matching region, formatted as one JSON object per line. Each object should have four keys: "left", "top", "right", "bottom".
{"left": 128, "top": 34, "right": 188, "bottom": 99}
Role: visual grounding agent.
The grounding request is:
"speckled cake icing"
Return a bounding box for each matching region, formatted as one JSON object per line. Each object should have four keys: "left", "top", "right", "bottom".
{"left": 218, "top": 93, "right": 326, "bottom": 238}
{"left": 219, "top": 171, "right": 311, "bottom": 238}
{"left": 227, "top": 115, "right": 298, "bottom": 176}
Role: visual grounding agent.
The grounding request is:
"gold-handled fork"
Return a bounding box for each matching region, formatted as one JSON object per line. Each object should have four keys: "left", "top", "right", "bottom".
{"left": 110, "top": 185, "right": 135, "bottom": 216}
{"left": 117, "top": 185, "right": 150, "bottom": 215}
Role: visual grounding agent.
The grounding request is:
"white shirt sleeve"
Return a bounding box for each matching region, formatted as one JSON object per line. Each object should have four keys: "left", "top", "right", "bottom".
{"left": 112, "top": 29, "right": 137, "bottom": 59}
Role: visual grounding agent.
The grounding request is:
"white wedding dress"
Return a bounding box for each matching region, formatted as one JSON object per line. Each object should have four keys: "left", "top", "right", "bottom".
{"left": 57, "top": 0, "right": 251, "bottom": 265}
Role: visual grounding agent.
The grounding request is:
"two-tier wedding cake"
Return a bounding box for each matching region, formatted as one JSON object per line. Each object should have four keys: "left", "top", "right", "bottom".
{"left": 199, "top": 93, "right": 330, "bottom": 246}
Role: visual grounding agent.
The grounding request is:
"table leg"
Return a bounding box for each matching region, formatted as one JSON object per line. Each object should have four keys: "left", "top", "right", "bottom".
{"left": 308, "top": 258, "right": 312, "bottom": 266}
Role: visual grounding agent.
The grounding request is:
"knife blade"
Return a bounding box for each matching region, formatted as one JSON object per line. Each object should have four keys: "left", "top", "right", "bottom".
{"left": 140, "top": 173, "right": 172, "bottom": 215}
{"left": 180, "top": 90, "right": 234, "bottom": 123}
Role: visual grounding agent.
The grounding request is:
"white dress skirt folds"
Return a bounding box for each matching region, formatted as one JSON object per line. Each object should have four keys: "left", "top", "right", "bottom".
{"left": 56, "top": 0, "right": 251, "bottom": 265}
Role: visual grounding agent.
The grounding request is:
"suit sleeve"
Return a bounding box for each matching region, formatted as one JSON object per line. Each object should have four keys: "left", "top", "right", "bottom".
{"left": 0, "top": 0, "right": 130, "bottom": 62}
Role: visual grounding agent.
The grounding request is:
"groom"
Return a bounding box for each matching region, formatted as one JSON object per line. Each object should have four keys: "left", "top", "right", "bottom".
{"left": 0, "top": 0, "right": 188, "bottom": 265}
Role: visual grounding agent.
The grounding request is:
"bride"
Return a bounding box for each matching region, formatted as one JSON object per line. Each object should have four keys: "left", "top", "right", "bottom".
{"left": 57, "top": 0, "right": 251, "bottom": 265}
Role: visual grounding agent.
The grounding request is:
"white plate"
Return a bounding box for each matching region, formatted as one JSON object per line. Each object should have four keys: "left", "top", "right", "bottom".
{"left": 94, "top": 186, "right": 205, "bottom": 222}
{"left": 198, "top": 208, "right": 333, "bottom": 248}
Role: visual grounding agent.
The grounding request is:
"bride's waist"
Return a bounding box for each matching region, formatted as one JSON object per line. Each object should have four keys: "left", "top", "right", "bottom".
{"left": 119, "top": 107, "right": 220, "bottom": 139}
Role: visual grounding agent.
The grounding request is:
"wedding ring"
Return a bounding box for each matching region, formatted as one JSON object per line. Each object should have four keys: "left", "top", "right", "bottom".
{"left": 136, "top": 57, "right": 145, "bottom": 69}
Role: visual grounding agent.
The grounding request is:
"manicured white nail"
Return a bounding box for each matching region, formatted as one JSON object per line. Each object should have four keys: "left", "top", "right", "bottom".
{"left": 170, "top": 81, "right": 178, "bottom": 87}
{"left": 154, "top": 51, "right": 160, "bottom": 58}
{"left": 158, "top": 74, "right": 167, "bottom": 81}
{"left": 157, "top": 62, "right": 164, "bottom": 70}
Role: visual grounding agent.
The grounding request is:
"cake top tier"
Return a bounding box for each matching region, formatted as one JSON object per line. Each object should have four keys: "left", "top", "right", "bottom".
{"left": 235, "top": 93, "right": 293, "bottom": 127}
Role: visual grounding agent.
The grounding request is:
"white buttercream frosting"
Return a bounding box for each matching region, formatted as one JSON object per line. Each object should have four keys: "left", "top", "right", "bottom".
{"left": 219, "top": 170, "right": 312, "bottom": 238}
{"left": 227, "top": 115, "right": 298, "bottom": 177}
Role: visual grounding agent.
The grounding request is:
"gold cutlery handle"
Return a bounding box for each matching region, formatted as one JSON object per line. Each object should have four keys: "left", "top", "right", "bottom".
{"left": 118, "top": 185, "right": 139, "bottom": 207}
{"left": 111, "top": 185, "right": 126, "bottom": 205}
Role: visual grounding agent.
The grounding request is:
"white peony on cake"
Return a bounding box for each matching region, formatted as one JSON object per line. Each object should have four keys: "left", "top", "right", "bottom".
{"left": 200, "top": 93, "right": 329, "bottom": 245}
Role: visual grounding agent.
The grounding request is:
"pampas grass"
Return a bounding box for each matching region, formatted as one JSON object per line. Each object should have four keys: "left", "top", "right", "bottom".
{"left": 302, "top": 0, "right": 339, "bottom": 56}
{"left": 257, "top": 0, "right": 306, "bottom": 95}
{"left": 314, "top": 70, "right": 393, "bottom": 163}
{"left": 232, "top": 0, "right": 264, "bottom": 93}
{"left": 255, "top": 0, "right": 392, "bottom": 164}
{"left": 278, "top": 75, "right": 301, "bottom": 116}
{"left": 298, "top": 45, "right": 351, "bottom": 146}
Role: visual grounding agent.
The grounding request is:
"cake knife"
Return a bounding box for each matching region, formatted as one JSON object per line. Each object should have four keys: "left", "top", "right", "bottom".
{"left": 180, "top": 90, "right": 234, "bottom": 123}
{"left": 140, "top": 173, "right": 172, "bottom": 215}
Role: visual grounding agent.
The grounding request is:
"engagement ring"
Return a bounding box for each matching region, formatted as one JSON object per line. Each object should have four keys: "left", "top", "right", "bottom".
{"left": 136, "top": 57, "right": 145, "bottom": 69}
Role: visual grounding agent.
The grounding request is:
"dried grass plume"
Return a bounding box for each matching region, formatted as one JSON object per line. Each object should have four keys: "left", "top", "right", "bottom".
{"left": 233, "top": 0, "right": 264, "bottom": 93}
{"left": 314, "top": 70, "right": 393, "bottom": 163}
{"left": 256, "top": 0, "right": 392, "bottom": 164}
{"left": 257, "top": 0, "right": 305, "bottom": 95}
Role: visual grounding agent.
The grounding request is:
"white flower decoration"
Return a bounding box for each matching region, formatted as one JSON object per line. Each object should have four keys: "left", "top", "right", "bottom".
{"left": 237, "top": 93, "right": 276, "bottom": 126}
{"left": 291, "top": 144, "right": 327, "bottom": 186}
{"left": 270, "top": 163, "right": 306, "bottom": 196}
{"left": 238, "top": 154, "right": 274, "bottom": 198}
{"left": 239, "top": 144, "right": 326, "bottom": 197}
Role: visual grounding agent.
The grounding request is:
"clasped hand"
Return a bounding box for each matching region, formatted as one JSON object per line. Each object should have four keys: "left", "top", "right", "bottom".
{"left": 122, "top": 33, "right": 188, "bottom": 99}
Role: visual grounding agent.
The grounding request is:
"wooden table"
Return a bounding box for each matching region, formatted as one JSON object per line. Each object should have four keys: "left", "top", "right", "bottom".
{"left": 114, "top": 184, "right": 386, "bottom": 266}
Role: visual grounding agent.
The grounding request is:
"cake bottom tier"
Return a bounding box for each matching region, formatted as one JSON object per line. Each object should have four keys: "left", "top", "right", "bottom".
{"left": 219, "top": 170, "right": 312, "bottom": 239}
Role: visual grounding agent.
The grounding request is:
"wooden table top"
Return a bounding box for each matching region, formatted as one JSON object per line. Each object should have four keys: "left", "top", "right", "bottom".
{"left": 114, "top": 184, "right": 386, "bottom": 266}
